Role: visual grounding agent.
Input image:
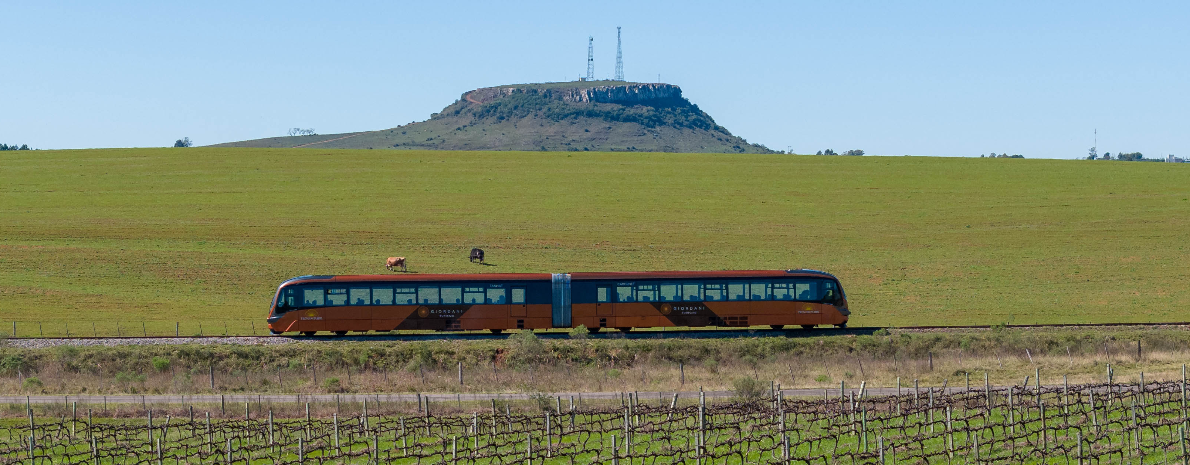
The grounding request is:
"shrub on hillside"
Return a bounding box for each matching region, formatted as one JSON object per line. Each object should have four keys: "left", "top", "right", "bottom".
{"left": 22, "top": 377, "right": 43, "bottom": 391}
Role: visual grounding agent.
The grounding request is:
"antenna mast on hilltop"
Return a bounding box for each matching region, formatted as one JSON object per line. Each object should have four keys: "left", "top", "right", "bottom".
{"left": 615, "top": 27, "right": 624, "bottom": 81}
{"left": 586, "top": 36, "right": 595, "bottom": 81}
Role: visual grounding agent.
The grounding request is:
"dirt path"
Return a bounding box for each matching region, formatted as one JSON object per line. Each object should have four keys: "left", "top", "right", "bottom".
{"left": 292, "top": 132, "right": 368, "bottom": 148}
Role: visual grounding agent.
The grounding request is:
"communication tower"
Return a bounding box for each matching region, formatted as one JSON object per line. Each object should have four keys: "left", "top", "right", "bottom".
{"left": 615, "top": 27, "right": 624, "bottom": 81}
{"left": 586, "top": 36, "right": 594, "bottom": 81}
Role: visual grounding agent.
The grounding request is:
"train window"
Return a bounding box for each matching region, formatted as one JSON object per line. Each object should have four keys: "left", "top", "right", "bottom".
{"left": 772, "top": 283, "right": 793, "bottom": 300}
{"left": 636, "top": 284, "right": 658, "bottom": 302}
{"left": 302, "top": 288, "right": 324, "bottom": 307}
{"left": 372, "top": 287, "right": 394, "bottom": 305}
{"left": 659, "top": 284, "right": 680, "bottom": 301}
{"left": 326, "top": 288, "right": 348, "bottom": 306}
{"left": 349, "top": 287, "right": 370, "bottom": 305}
{"left": 486, "top": 288, "right": 507, "bottom": 304}
{"left": 276, "top": 288, "right": 296, "bottom": 311}
{"left": 418, "top": 286, "right": 440, "bottom": 305}
{"left": 511, "top": 288, "right": 526, "bottom": 304}
{"left": 728, "top": 283, "right": 747, "bottom": 301}
{"left": 682, "top": 283, "right": 701, "bottom": 301}
{"left": 794, "top": 282, "right": 817, "bottom": 301}
{"left": 703, "top": 284, "right": 724, "bottom": 301}
{"left": 463, "top": 287, "right": 484, "bottom": 304}
{"left": 616, "top": 285, "right": 635, "bottom": 303}
{"left": 597, "top": 287, "right": 610, "bottom": 303}
{"left": 822, "top": 281, "right": 841, "bottom": 303}
{"left": 750, "top": 282, "right": 769, "bottom": 300}
{"left": 440, "top": 286, "right": 462, "bottom": 304}
{"left": 394, "top": 287, "right": 416, "bottom": 305}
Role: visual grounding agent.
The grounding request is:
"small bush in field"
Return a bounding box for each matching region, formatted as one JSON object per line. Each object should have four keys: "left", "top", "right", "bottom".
{"left": 530, "top": 392, "right": 555, "bottom": 413}
{"left": 702, "top": 358, "right": 719, "bottom": 374}
{"left": 568, "top": 325, "right": 589, "bottom": 340}
{"left": 152, "top": 357, "right": 170, "bottom": 372}
{"left": 323, "top": 377, "right": 344, "bottom": 393}
{"left": 732, "top": 377, "right": 766, "bottom": 403}
{"left": 815, "top": 374, "right": 830, "bottom": 383}
{"left": 22, "top": 377, "right": 43, "bottom": 391}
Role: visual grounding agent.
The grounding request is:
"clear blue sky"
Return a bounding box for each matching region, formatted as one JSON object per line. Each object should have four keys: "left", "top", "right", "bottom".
{"left": 5, "top": 1, "right": 1187, "bottom": 158}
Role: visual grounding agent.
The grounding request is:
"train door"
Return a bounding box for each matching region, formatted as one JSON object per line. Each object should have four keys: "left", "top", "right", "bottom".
{"left": 595, "top": 285, "right": 613, "bottom": 330}
{"left": 596, "top": 286, "right": 613, "bottom": 316}
{"left": 511, "top": 287, "right": 527, "bottom": 317}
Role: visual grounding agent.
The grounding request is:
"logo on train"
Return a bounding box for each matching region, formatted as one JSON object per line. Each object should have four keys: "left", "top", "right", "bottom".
{"left": 301, "top": 309, "right": 322, "bottom": 320}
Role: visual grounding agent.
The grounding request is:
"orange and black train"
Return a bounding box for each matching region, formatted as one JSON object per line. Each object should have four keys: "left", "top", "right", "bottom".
{"left": 267, "top": 270, "right": 849, "bottom": 335}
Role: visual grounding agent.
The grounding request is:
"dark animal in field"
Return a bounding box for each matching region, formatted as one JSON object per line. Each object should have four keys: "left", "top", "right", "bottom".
{"left": 469, "top": 248, "right": 485, "bottom": 263}
{"left": 385, "top": 256, "right": 407, "bottom": 272}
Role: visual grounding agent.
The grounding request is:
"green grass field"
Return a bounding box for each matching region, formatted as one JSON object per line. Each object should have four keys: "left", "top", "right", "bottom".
{"left": 1, "top": 148, "right": 1187, "bottom": 335}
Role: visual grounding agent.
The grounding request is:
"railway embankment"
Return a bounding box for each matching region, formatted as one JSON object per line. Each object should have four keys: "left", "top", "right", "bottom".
{"left": 1, "top": 326, "right": 1188, "bottom": 397}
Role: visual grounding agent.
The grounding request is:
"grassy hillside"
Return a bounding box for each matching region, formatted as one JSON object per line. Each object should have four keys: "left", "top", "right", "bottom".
{"left": 1, "top": 148, "right": 1188, "bottom": 335}
{"left": 215, "top": 82, "right": 774, "bottom": 153}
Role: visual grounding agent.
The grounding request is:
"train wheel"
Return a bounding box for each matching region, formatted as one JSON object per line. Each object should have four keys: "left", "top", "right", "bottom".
{"left": 334, "top": 331, "right": 347, "bottom": 337}
{"left": 302, "top": 331, "right": 316, "bottom": 337}
{"left": 269, "top": 330, "right": 281, "bottom": 335}
{"left": 835, "top": 323, "right": 848, "bottom": 329}
{"left": 800, "top": 325, "right": 816, "bottom": 330}
{"left": 616, "top": 327, "right": 632, "bottom": 332}
{"left": 489, "top": 329, "right": 503, "bottom": 335}
{"left": 586, "top": 326, "right": 599, "bottom": 334}
{"left": 769, "top": 325, "right": 785, "bottom": 330}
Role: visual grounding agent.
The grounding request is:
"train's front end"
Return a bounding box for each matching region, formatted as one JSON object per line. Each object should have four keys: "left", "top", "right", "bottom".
{"left": 266, "top": 276, "right": 327, "bottom": 335}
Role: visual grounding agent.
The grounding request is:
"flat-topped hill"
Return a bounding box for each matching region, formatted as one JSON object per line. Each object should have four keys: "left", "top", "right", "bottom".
{"left": 215, "top": 81, "right": 775, "bottom": 153}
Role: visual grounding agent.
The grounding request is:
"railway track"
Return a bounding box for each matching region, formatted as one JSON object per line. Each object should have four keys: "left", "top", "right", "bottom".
{"left": 4, "top": 321, "right": 1189, "bottom": 347}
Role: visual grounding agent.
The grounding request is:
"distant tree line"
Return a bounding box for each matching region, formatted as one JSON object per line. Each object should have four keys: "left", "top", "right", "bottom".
{"left": 982, "top": 153, "right": 1025, "bottom": 158}
{"left": 815, "top": 149, "right": 864, "bottom": 156}
{"left": 288, "top": 128, "right": 317, "bottom": 136}
{"left": 173, "top": 137, "right": 192, "bottom": 148}
{"left": 1087, "top": 150, "right": 1151, "bottom": 161}
{"left": 0, "top": 144, "right": 31, "bottom": 151}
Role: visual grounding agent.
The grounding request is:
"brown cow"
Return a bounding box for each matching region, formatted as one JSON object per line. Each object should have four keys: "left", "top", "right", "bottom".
{"left": 385, "top": 256, "right": 407, "bottom": 272}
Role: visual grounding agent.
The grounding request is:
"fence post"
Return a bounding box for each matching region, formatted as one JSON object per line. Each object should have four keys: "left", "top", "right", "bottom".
{"left": 612, "top": 434, "right": 619, "bottom": 465}
{"left": 984, "top": 372, "right": 991, "bottom": 412}
{"left": 698, "top": 389, "right": 706, "bottom": 463}
{"left": 1181, "top": 424, "right": 1189, "bottom": 465}
{"left": 458, "top": 361, "right": 463, "bottom": 385}
{"left": 1077, "top": 429, "right": 1083, "bottom": 465}
{"left": 1182, "top": 364, "right": 1187, "bottom": 412}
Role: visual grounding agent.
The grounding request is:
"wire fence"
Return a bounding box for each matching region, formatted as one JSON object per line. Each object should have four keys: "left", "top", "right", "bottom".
{"left": 5, "top": 376, "right": 1190, "bottom": 464}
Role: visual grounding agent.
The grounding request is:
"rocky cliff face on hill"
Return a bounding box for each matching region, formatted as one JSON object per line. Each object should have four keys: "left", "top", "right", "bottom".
{"left": 466, "top": 83, "right": 682, "bottom": 105}
{"left": 216, "top": 81, "right": 774, "bottom": 153}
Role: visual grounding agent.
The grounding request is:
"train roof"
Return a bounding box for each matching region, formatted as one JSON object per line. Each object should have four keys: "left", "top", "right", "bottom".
{"left": 280, "top": 274, "right": 554, "bottom": 285}
{"left": 570, "top": 269, "right": 839, "bottom": 280}
{"left": 279, "top": 269, "right": 838, "bottom": 286}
